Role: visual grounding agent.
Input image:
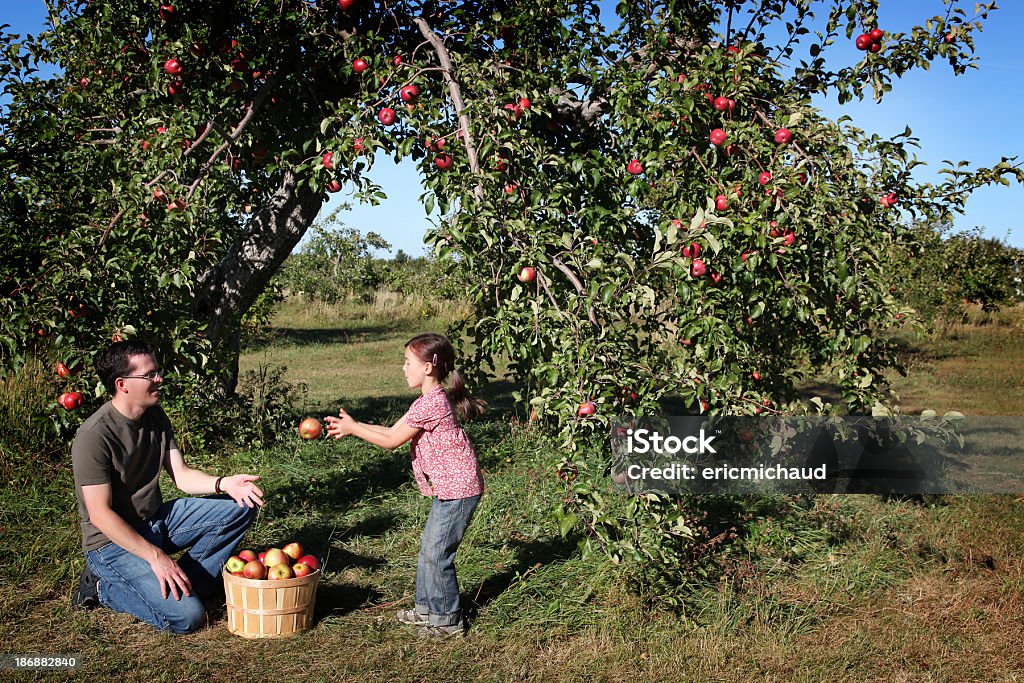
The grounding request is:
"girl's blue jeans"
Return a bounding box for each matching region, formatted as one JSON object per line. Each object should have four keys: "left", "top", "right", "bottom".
{"left": 414, "top": 494, "right": 481, "bottom": 627}
{"left": 85, "top": 495, "right": 256, "bottom": 634}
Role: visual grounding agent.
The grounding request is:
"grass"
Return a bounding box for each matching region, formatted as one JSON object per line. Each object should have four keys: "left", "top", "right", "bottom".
{"left": 1, "top": 297, "right": 1022, "bottom": 681}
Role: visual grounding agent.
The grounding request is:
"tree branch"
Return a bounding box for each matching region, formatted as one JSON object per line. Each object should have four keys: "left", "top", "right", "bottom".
{"left": 413, "top": 15, "right": 483, "bottom": 201}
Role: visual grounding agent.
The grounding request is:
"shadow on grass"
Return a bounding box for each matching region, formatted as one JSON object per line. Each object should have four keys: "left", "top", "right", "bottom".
{"left": 246, "top": 324, "right": 410, "bottom": 351}
{"left": 314, "top": 583, "right": 385, "bottom": 620}
{"left": 464, "top": 533, "right": 581, "bottom": 620}
{"left": 270, "top": 450, "right": 413, "bottom": 513}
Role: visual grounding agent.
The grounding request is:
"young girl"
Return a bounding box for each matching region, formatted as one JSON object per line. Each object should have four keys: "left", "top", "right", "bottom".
{"left": 324, "top": 333, "right": 486, "bottom": 638}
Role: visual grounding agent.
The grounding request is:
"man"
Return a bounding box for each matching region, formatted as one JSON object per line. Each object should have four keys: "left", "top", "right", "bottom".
{"left": 70, "top": 340, "right": 264, "bottom": 634}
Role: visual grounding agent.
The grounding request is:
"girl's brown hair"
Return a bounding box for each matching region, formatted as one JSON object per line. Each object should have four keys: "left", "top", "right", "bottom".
{"left": 405, "top": 333, "right": 486, "bottom": 421}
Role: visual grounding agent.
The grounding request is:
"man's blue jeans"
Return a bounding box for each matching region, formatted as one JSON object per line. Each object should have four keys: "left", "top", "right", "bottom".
{"left": 414, "top": 495, "right": 480, "bottom": 627}
{"left": 85, "top": 496, "right": 256, "bottom": 634}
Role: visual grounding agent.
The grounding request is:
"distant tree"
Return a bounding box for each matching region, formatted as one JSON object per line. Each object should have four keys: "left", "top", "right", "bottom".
{"left": 890, "top": 222, "right": 1021, "bottom": 322}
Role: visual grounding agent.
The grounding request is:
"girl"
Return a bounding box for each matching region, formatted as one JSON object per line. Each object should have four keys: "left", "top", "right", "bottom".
{"left": 324, "top": 333, "right": 486, "bottom": 638}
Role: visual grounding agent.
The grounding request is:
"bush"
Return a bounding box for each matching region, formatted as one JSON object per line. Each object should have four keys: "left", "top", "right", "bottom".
{"left": 890, "top": 222, "right": 1022, "bottom": 325}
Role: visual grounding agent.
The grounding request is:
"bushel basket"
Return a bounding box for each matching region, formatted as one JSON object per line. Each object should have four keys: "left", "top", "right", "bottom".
{"left": 222, "top": 567, "right": 320, "bottom": 638}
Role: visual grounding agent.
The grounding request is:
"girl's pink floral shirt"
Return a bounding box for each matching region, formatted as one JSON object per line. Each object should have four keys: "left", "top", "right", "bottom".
{"left": 403, "top": 385, "right": 484, "bottom": 499}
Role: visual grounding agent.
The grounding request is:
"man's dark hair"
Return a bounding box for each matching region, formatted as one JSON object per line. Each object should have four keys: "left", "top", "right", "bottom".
{"left": 95, "top": 340, "right": 155, "bottom": 394}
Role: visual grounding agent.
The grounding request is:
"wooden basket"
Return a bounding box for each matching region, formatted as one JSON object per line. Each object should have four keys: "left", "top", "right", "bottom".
{"left": 222, "top": 567, "right": 320, "bottom": 638}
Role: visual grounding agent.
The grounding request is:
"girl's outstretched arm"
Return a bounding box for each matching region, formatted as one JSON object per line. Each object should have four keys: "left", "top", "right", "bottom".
{"left": 325, "top": 410, "right": 420, "bottom": 450}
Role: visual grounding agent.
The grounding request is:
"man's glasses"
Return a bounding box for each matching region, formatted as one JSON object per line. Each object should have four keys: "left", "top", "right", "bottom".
{"left": 121, "top": 370, "right": 163, "bottom": 381}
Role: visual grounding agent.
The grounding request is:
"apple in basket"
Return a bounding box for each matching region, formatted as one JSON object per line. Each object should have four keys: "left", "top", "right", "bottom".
{"left": 295, "top": 554, "right": 320, "bottom": 571}
{"left": 268, "top": 563, "right": 294, "bottom": 580}
{"left": 238, "top": 549, "right": 258, "bottom": 563}
{"left": 292, "top": 562, "right": 313, "bottom": 578}
{"left": 242, "top": 560, "right": 267, "bottom": 580}
{"left": 225, "top": 556, "right": 246, "bottom": 575}
{"left": 282, "top": 542, "right": 303, "bottom": 561}
{"left": 263, "top": 548, "right": 289, "bottom": 568}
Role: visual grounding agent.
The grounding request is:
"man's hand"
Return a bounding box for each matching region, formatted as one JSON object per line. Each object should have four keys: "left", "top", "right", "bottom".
{"left": 149, "top": 549, "right": 192, "bottom": 600}
{"left": 220, "top": 474, "right": 264, "bottom": 508}
{"left": 325, "top": 408, "right": 358, "bottom": 439}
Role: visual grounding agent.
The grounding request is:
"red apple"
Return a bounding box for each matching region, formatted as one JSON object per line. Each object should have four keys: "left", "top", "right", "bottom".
{"left": 869, "top": 28, "right": 884, "bottom": 42}
{"left": 322, "top": 151, "right": 334, "bottom": 169}
{"left": 681, "top": 242, "right": 701, "bottom": 259}
{"left": 163, "top": 58, "right": 183, "bottom": 76}
{"left": 282, "top": 542, "right": 304, "bottom": 561}
{"left": 338, "top": 0, "right": 356, "bottom": 9}
{"left": 774, "top": 128, "right": 792, "bottom": 144}
{"left": 626, "top": 159, "right": 644, "bottom": 175}
{"left": 167, "top": 80, "right": 185, "bottom": 96}
{"left": 758, "top": 171, "right": 772, "bottom": 185}
{"left": 855, "top": 33, "right": 872, "bottom": 50}
{"left": 56, "top": 361, "right": 79, "bottom": 378}
{"left": 577, "top": 401, "right": 597, "bottom": 417}
{"left": 869, "top": 41, "right": 882, "bottom": 53}
{"left": 434, "top": 153, "right": 453, "bottom": 170}
{"left": 517, "top": 266, "right": 536, "bottom": 283}
{"left": 258, "top": 551, "right": 266, "bottom": 564}
{"left": 710, "top": 271, "right": 723, "bottom": 285}
{"left": 391, "top": 54, "right": 404, "bottom": 66}
{"left": 709, "top": 128, "right": 727, "bottom": 146}
{"left": 400, "top": 84, "right": 420, "bottom": 103}
{"left": 295, "top": 555, "right": 320, "bottom": 571}
{"left": 292, "top": 562, "right": 313, "bottom": 578}
{"left": 944, "top": 33, "right": 955, "bottom": 44}
{"left": 238, "top": 549, "right": 258, "bottom": 563}
{"left": 242, "top": 560, "right": 267, "bottom": 579}
{"left": 518, "top": 97, "right": 531, "bottom": 110}
{"left": 353, "top": 58, "right": 368, "bottom": 74}
{"left": 58, "top": 391, "right": 84, "bottom": 411}
{"left": 783, "top": 230, "right": 796, "bottom": 246}
{"left": 78, "top": 77, "right": 90, "bottom": 89}
{"left": 225, "top": 556, "right": 246, "bottom": 574}
{"left": 690, "top": 258, "right": 707, "bottom": 277}
{"left": 353, "top": 138, "right": 365, "bottom": 153}
{"left": 713, "top": 96, "right": 735, "bottom": 113}
{"left": 263, "top": 548, "right": 289, "bottom": 567}
{"left": 879, "top": 192, "right": 898, "bottom": 209}
{"left": 268, "top": 563, "right": 294, "bottom": 580}
{"left": 158, "top": 4, "right": 174, "bottom": 20}
{"left": 378, "top": 107, "right": 397, "bottom": 126}
{"left": 326, "top": 180, "right": 342, "bottom": 193}
{"left": 298, "top": 417, "right": 323, "bottom": 440}
{"left": 715, "top": 194, "right": 729, "bottom": 211}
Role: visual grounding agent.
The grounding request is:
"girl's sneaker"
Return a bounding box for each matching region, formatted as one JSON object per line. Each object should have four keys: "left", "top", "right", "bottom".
{"left": 397, "top": 609, "right": 429, "bottom": 625}
{"left": 417, "top": 622, "right": 466, "bottom": 639}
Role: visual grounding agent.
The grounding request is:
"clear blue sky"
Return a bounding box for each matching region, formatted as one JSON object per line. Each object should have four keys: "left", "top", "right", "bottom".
{"left": 3, "top": 1, "right": 1021, "bottom": 256}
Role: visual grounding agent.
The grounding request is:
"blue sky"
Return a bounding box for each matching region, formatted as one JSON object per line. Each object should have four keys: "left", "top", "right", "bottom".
{"left": 3, "top": 1, "right": 1021, "bottom": 256}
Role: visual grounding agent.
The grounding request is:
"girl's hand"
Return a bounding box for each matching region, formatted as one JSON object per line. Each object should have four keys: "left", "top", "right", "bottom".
{"left": 325, "top": 408, "right": 357, "bottom": 439}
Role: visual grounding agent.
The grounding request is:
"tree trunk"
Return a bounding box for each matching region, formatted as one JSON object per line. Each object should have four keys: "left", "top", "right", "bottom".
{"left": 193, "top": 168, "right": 323, "bottom": 395}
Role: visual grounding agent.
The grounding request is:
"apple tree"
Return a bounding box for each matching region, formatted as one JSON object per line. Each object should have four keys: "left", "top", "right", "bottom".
{"left": 2, "top": 0, "right": 1022, "bottom": 588}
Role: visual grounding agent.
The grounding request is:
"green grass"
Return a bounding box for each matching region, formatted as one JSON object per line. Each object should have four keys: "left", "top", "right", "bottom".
{"left": 2, "top": 297, "right": 1023, "bottom": 681}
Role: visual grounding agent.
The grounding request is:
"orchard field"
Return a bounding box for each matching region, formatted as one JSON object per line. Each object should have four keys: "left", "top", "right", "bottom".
{"left": 3, "top": 0, "right": 1024, "bottom": 680}
{"left": 2, "top": 295, "right": 1023, "bottom": 682}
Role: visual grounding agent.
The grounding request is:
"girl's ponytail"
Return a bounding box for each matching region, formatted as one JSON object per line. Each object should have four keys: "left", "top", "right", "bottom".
{"left": 405, "top": 333, "right": 487, "bottom": 421}
{"left": 447, "top": 368, "right": 487, "bottom": 421}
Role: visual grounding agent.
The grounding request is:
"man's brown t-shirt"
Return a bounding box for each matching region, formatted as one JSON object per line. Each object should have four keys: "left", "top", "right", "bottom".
{"left": 71, "top": 402, "right": 177, "bottom": 552}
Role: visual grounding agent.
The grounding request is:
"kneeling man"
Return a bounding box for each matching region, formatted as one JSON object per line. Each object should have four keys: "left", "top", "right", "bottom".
{"left": 71, "top": 340, "right": 263, "bottom": 634}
